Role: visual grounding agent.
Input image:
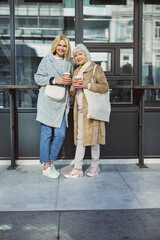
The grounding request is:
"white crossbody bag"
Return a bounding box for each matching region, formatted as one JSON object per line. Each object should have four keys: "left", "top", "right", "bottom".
{"left": 44, "top": 84, "right": 65, "bottom": 101}
{"left": 83, "top": 64, "right": 111, "bottom": 122}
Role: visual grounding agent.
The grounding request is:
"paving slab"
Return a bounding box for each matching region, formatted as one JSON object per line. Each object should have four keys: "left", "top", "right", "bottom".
{"left": 115, "top": 164, "right": 160, "bottom": 208}
{"left": 0, "top": 211, "right": 59, "bottom": 240}
{"left": 57, "top": 164, "right": 142, "bottom": 210}
{"left": 0, "top": 165, "right": 59, "bottom": 211}
{"left": 0, "top": 165, "right": 7, "bottom": 174}
{"left": 0, "top": 209, "right": 160, "bottom": 240}
{"left": 0, "top": 163, "right": 160, "bottom": 211}
{"left": 59, "top": 209, "right": 160, "bottom": 240}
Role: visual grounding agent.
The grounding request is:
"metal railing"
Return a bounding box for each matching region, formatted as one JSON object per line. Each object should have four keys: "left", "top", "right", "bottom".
{"left": 1, "top": 84, "right": 160, "bottom": 168}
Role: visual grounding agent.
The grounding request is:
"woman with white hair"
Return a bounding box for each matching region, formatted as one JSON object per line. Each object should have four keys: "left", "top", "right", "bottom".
{"left": 64, "top": 44, "right": 109, "bottom": 179}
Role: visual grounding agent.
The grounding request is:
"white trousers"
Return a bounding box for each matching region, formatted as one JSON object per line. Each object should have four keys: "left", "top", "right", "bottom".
{"left": 74, "top": 110, "right": 100, "bottom": 169}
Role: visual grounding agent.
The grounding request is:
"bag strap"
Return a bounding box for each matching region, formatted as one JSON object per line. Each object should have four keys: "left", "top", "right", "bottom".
{"left": 91, "top": 64, "right": 97, "bottom": 83}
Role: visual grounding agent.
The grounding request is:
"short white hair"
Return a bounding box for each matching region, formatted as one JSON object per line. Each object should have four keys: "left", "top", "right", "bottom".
{"left": 72, "top": 44, "right": 91, "bottom": 61}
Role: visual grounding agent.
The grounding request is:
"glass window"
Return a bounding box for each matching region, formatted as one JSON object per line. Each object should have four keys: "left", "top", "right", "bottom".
{"left": 155, "top": 5, "right": 160, "bottom": 11}
{"left": 14, "top": 0, "right": 75, "bottom": 108}
{"left": 83, "top": 0, "right": 134, "bottom": 42}
{"left": 155, "top": 55, "right": 160, "bottom": 67}
{"left": 109, "top": 80, "right": 133, "bottom": 104}
{"left": 120, "top": 49, "right": 133, "bottom": 75}
{"left": 90, "top": 52, "right": 112, "bottom": 72}
{"left": 142, "top": 3, "right": 160, "bottom": 100}
{"left": 155, "top": 21, "right": 160, "bottom": 38}
{"left": 0, "top": 1, "right": 10, "bottom": 108}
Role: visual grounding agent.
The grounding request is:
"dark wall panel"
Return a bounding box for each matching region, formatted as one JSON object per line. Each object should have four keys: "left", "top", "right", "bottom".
{"left": 16, "top": 109, "right": 139, "bottom": 159}
{"left": 17, "top": 110, "right": 76, "bottom": 159}
{"left": 144, "top": 111, "right": 160, "bottom": 156}
{"left": 2, "top": 109, "right": 160, "bottom": 160}
{"left": 57, "top": 109, "right": 139, "bottom": 159}
{"left": 0, "top": 112, "right": 10, "bottom": 158}
{"left": 61, "top": 109, "right": 139, "bottom": 159}
{"left": 101, "top": 110, "right": 139, "bottom": 158}
{"left": 59, "top": 108, "right": 75, "bottom": 159}
{"left": 18, "top": 112, "right": 40, "bottom": 158}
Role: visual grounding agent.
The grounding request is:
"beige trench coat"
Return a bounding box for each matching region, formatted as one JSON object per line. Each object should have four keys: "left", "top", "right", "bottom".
{"left": 70, "top": 62, "right": 109, "bottom": 146}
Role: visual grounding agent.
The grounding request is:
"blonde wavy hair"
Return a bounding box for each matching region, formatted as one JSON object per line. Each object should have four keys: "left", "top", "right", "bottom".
{"left": 51, "top": 35, "right": 71, "bottom": 61}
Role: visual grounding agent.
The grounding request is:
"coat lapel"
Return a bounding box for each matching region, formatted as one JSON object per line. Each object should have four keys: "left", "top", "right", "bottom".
{"left": 74, "top": 62, "right": 94, "bottom": 75}
{"left": 49, "top": 53, "right": 64, "bottom": 77}
{"left": 83, "top": 62, "right": 94, "bottom": 73}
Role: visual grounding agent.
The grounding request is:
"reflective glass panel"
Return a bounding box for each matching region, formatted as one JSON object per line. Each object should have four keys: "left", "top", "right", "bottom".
{"left": 90, "top": 52, "right": 111, "bottom": 71}
{"left": 83, "top": 0, "right": 134, "bottom": 42}
{"left": 15, "top": 0, "right": 75, "bottom": 108}
{"left": 142, "top": 3, "right": 160, "bottom": 100}
{"left": 120, "top": 49, "right": 133, "bottom": 75}
{"left": 0, "top": 1, "right": 10, "bottom": 108}
{"left": 109, "top": 80, "right": 133, "bottom": 104}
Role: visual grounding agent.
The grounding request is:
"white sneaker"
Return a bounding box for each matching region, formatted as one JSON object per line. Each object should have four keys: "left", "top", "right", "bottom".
{"left": 64, "top": 168, "right": 83, "bottom": 179}
{"left": 50, "top": 163, "right": 60, "bottom": 177}
{"left": 70, "top": 159, "right": 75, "bottom": 166}
{"left": 42, "top": 167, "right": 59, "bottom": 179}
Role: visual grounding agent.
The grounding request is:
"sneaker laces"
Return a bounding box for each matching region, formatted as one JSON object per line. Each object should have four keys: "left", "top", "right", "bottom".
{"left": 89, "top": 167, "right": 99, "bottom": 173}
{"left": 70, "top": 168, "right": 82, "bottom": 176}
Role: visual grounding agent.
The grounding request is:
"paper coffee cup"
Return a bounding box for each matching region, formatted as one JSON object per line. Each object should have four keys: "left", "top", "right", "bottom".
{"left": 63, "top": 72, "right": 70, "bottom": 78}
{"left": 74, "top": 75, "right": 82, "bottom": 82}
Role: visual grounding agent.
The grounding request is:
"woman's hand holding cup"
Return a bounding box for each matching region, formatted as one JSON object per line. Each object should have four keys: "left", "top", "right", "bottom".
{"left": 72, "top": 75, "right": 82, "bottom": 89}
{"left": 63, "top": 72, "right": 71, "bottom": 85}
{"left": 55, "top": 73, "right": 71, "bottom": 85}
{"left": 72, "top": 75, "right": 88, "bottom": 89}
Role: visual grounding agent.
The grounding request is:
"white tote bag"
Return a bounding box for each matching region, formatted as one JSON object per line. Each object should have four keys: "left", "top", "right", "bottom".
{"left": 44, "top": 85, "right": 65, "bottom": 101}
{"left": 84, "top": 65, "right": 111, "bottom": 122}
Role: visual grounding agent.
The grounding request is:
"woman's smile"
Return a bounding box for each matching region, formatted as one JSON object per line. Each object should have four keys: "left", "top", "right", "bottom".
{"left": 55, "top": 39, "right": 67, "bottom": 58}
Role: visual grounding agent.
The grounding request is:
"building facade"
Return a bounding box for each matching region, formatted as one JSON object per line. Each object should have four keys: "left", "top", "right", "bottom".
{"left": 0, "top": 0, "right": 160, "bottom": 161}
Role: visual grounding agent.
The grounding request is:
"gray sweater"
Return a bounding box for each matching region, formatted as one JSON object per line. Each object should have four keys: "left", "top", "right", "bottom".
{"left": 34, "top": 53, "right": 72, "bottom": 128}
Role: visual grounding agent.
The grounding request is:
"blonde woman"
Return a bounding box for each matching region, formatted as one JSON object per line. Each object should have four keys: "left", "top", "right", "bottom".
{"left": 64, "top": 44, "right": 109, "bottom": 179}
{"left": 35, "top": 35, "right": 72, "bottom": 179}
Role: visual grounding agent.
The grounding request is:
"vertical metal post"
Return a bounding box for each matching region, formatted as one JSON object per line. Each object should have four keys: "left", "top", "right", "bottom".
{"left": 134, "top": 0, "right": 140, "bottom": 85}
{"left": 138, "top": 89, "right": 147, "bottom": 168}
{"left": 135, "top": 0, "right": 147, "bottom": 167}
{"left": 138, "top": 0, "right": 143, "bottom": 86}
{"left": 75, "top": 0, "right": 83, "bottom": 44}
{"left": 9, "top": 89, "right": 17, "bottom": 168}
{"left": 10, "top": 0, "right": 15, "bottom": 86}
{"left": 8, "top": 0, "right": 17, "bottom": 168}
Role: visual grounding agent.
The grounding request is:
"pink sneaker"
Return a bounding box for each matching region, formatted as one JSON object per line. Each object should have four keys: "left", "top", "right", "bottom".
{"left": 64, "top": 168, "right": 83, "bottom": 179}
{"left": 87, "top": 167, "right": 100, "bottom": 177}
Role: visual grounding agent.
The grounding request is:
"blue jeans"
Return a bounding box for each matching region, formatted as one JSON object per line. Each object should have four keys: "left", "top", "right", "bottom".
{"left": 40, "top": 115, "right": 66, "bottom": 164}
